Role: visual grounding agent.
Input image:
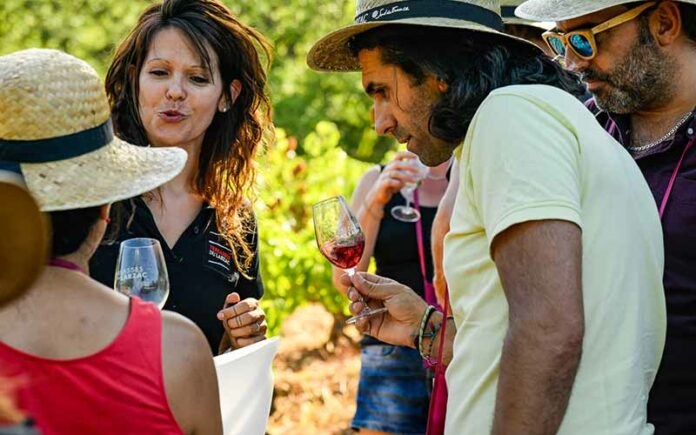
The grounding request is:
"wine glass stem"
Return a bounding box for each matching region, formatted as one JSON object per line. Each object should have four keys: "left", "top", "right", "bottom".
{"left": 404, "top": 187, "right": 415, "bottom": 208}
{"left": 345, "top": 267, "right": 370, "bottom": 312}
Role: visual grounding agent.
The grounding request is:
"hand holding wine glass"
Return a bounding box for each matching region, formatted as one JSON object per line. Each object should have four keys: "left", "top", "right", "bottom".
{"left": 365, "top": 151, "right": 423, "bottom": 212}
{"left": 114, "top": 238, "right": 170, "bottom": 309}
{"left": 391, "top": 157, "right": 430, "bottom": 223}
{"left": 341, "top": 272, "right": 430, "bottom": 348}
{"left": 313, "top": 195, "right": 388, "bottom": 324}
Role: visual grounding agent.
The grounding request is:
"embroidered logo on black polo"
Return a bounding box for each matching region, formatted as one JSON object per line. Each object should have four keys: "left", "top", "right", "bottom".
{"left": 208, "top": 235, "right": 231, "bottom": 270}
{"left": 206, "top": 232, "right": 239, "bottom": 284}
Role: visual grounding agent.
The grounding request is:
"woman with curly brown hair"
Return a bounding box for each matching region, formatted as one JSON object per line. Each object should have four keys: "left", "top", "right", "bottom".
{"left": 91, "top": 0, "right": 273, "bottom": 355}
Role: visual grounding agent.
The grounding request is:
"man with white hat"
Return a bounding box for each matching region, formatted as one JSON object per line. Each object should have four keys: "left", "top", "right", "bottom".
{"left": 310, "top": 1, "right": 666, "bottom": 433}
{"left": 516, "top": 1, "right": 696, "bottom": 432}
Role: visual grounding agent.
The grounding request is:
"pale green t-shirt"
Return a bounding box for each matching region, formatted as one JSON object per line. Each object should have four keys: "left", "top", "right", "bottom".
{"left": 443, "top": 85, "right": 666, "bottom": 435}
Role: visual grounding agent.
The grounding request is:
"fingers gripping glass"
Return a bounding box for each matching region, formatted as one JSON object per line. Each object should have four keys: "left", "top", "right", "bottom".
{"left": 114, "top": 238, "right": 170, "bottom": 309}
{"left": 543, "top": 1, "right": 656, "bottom": 60}
{"left": 312, "top": 196, "right": 387, "bottom": 324}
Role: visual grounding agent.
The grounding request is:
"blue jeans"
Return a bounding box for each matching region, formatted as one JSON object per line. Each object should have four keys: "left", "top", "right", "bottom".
{"left": 352, "top": 342, "right": 432, "bottom": 435}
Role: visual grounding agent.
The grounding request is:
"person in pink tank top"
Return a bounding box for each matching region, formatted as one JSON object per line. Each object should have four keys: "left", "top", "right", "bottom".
{"left": 0, "top": 48, "right": 222, "bottom": 435}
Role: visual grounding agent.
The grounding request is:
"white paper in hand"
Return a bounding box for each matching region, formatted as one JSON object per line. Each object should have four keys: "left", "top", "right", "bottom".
{"left": 214, "top": 336, "right": 279, "bottom": 435}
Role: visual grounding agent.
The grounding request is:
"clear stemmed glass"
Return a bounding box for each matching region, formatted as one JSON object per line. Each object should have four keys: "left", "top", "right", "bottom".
{"left": 391, "top": 158, "right": 430, "bottom": 223}
{"left": 114, "top": 238, "right": 170, "bottom": 309}
{"left": 313, "top": 196, "right": 388, "bottom": 324}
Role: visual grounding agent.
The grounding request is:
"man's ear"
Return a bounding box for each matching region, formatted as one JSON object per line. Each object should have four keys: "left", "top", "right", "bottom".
{"left": 218, "top": 79, "right": 242, "bottom": 112}
{"left": 651, "top": 1, "right": 682, "bottom": 47}
{"left": 437, "top": 78, "right": 449, "bottom": 93}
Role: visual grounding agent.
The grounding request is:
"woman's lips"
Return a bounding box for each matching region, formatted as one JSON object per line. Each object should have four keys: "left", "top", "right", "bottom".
{"left": 158, "top": 111, "right": 186, "bottom": 122}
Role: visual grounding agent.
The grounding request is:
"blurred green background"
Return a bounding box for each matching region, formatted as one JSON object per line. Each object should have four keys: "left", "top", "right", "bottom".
{"left": 0, "top": 0, "right": 399, "bottom": 334}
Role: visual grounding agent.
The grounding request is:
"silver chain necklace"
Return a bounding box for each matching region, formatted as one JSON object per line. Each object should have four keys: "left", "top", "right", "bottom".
{"left": 627, "top": 111, "right": 693, "bottom": 153}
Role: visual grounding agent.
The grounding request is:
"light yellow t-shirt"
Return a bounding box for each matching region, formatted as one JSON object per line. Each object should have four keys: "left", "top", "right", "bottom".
{"left": 443, "top": 85, "right": 666, "bottom": 435}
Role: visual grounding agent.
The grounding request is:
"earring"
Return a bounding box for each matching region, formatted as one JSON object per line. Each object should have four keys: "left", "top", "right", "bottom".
{"left": 221, "top": 106, "right": 229, "bottom": 113}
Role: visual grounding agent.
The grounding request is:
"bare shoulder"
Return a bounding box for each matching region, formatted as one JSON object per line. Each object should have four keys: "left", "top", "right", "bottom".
{"left": 161, "top": 310, "right": 213, "bottom": 364}
{"left": 359, "top": 164, "right": 382, "bottom": 184}
{"left": 352, "top": 164, "right": 381, "bottom": 204}
{"left": 161, "top": 311, "right": 222, "bottom": 435}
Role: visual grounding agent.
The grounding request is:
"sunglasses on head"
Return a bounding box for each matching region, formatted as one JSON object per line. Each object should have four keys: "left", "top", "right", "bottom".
{"left": 542, "top": 1, "right": 656, "bottom": 61}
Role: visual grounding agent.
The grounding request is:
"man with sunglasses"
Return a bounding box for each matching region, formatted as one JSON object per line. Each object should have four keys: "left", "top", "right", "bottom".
{"left": 518, "top": 1, "right": 696, "bottom": 432}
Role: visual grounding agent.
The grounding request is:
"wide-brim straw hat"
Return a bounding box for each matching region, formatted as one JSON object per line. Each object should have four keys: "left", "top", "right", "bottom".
{"left": 516, "top": 0, "right": 696, "bottom": 22}
{"left": 308, "top": 0, "right": 543, "bottom": 72}
{"left": 0, "top": 49, "right": 187, "bottom": 212}
{"left": 0, "top": 171, "right": 48, "bottom": 306}
{"left": 500, "top": 0, "right": 553, "bottom": 29}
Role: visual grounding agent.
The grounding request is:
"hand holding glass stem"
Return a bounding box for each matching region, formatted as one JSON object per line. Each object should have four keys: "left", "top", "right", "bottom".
{"left": 313, "top": 196, "right": 388, "bottom": 324}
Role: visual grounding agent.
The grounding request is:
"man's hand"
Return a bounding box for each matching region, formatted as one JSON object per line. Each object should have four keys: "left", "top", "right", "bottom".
{"left": 217, "top": 292, "right": 267, "bottom": 352}
{"left": 341, "top": 272, "right": 429, "bottom": 348}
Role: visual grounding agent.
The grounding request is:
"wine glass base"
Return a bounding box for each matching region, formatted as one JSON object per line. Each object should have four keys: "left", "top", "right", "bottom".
{"left": 345, "top": 307, "right": 388, "bottom": 324}
{"left": 391, "top": 205, "right": 421, "bottom": 223}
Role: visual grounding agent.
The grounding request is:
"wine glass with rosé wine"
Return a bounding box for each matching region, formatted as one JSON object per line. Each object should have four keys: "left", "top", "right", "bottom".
{"left": 313, "top": 195, "right": 388, "bottom": 324}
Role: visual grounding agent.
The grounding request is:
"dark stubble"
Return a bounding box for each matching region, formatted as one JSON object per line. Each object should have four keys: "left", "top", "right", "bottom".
{"left": 584, "top": 22, "right": 678, "bottom": 114}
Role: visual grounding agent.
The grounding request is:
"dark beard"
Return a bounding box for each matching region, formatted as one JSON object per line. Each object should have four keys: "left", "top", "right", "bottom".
{"left": 585, "top": 27, "right": 677, "bottom": 114}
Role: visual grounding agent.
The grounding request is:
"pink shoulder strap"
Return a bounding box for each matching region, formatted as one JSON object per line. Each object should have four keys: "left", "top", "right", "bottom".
{"left": 414, "top": 190, "right": 439, "bottom": 308}
{"left": 413, "top": 190, "right": 428, "bottom": 286}
{"left": 659, "top": 134, "right": 695, "bottom": 219}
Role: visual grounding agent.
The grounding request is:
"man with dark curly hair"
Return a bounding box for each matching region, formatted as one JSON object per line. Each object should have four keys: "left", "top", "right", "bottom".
{"left": 309, "top": 1, "right": 666, "bottom": 433}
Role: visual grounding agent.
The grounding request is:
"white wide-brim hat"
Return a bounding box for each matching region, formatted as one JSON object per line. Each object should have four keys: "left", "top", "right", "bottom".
{"left": 500, "top": 0, "right": 553, "bottom": 29}
{"left": 307, "top": 0, "right": 543, "bottom": 72}
{"left": 0, "top": 171, "right": 48, "bottom": 306}
{"left": 517, "top": 0, "right": 696, "bottom": 22}
{"left": 0, "top": 48, "right": 187, "bottom": 212}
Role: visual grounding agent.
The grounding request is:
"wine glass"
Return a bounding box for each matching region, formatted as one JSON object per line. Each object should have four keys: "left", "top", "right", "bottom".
{"left": 313, "top": 196, "right": 388, "bottom": 324}
{"left": 114, "top": 238, "right": 170, "bottom": 309}
{"left": 391, "top": 158, "right": 430, "bottom": 223}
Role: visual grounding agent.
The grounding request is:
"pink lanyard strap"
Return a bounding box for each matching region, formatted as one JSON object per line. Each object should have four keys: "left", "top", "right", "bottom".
{"left": 49, "top": 257, "right": 85, "bottom": 274}
{"left": 413, "top": 189, "right": 430, "bottom": 288}
{"left": 414, "top": 190, "right": 444, "bottom": 311}
{"left": 659, "top": 134, "right": 695, "bottom": 219}
{"left": 436, "top": 284, "right": 450, "bottom": 370}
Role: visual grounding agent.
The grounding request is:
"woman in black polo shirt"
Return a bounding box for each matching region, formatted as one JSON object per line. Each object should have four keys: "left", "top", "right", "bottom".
{"left": 90, "top": 0, "right": 270, "bottom": 354}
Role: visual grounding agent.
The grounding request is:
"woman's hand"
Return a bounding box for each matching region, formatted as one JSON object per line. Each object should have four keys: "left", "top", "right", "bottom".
{"left": 340, "top": 272, "right": 429, "bottom": 348}
{"left": 363, "top": 151, "right": 421, "bottom": 217}
{"left": 217, "top": 292, "right": 267, "bottom": 351}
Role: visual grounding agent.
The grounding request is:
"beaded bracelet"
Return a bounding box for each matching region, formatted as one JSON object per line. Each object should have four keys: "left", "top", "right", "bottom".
{"left": 423, "top": 316, "right": 455, "bottom": 367}
{"left": 415, "top": 305, "right": 436, "bottom": 352}
{"left": 418, "top": 306, "right": 439, "bottom": 360}
{"left": 424, "top": 321, "right": 442, "bottom": 364}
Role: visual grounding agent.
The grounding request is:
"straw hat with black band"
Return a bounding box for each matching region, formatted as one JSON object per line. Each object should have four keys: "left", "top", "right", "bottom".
{"left": 0, "top": 49, "right": 186, "bottom": 298}
{"left": 307, "top": 0, "right": 543, "bottom": 72}
{"left": 0, "top": 171, "right": 47, "bottom": 306}
{"left": 0, "top": 48, "right": 187, "bottom": 212}
{"left": 516, "top": 0, "right": 696, "bottom": 22}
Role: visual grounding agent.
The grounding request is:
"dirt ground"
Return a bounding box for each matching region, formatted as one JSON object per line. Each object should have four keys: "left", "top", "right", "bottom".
{"left": 267, "top": 304, "right": 362, "bottom": 435}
